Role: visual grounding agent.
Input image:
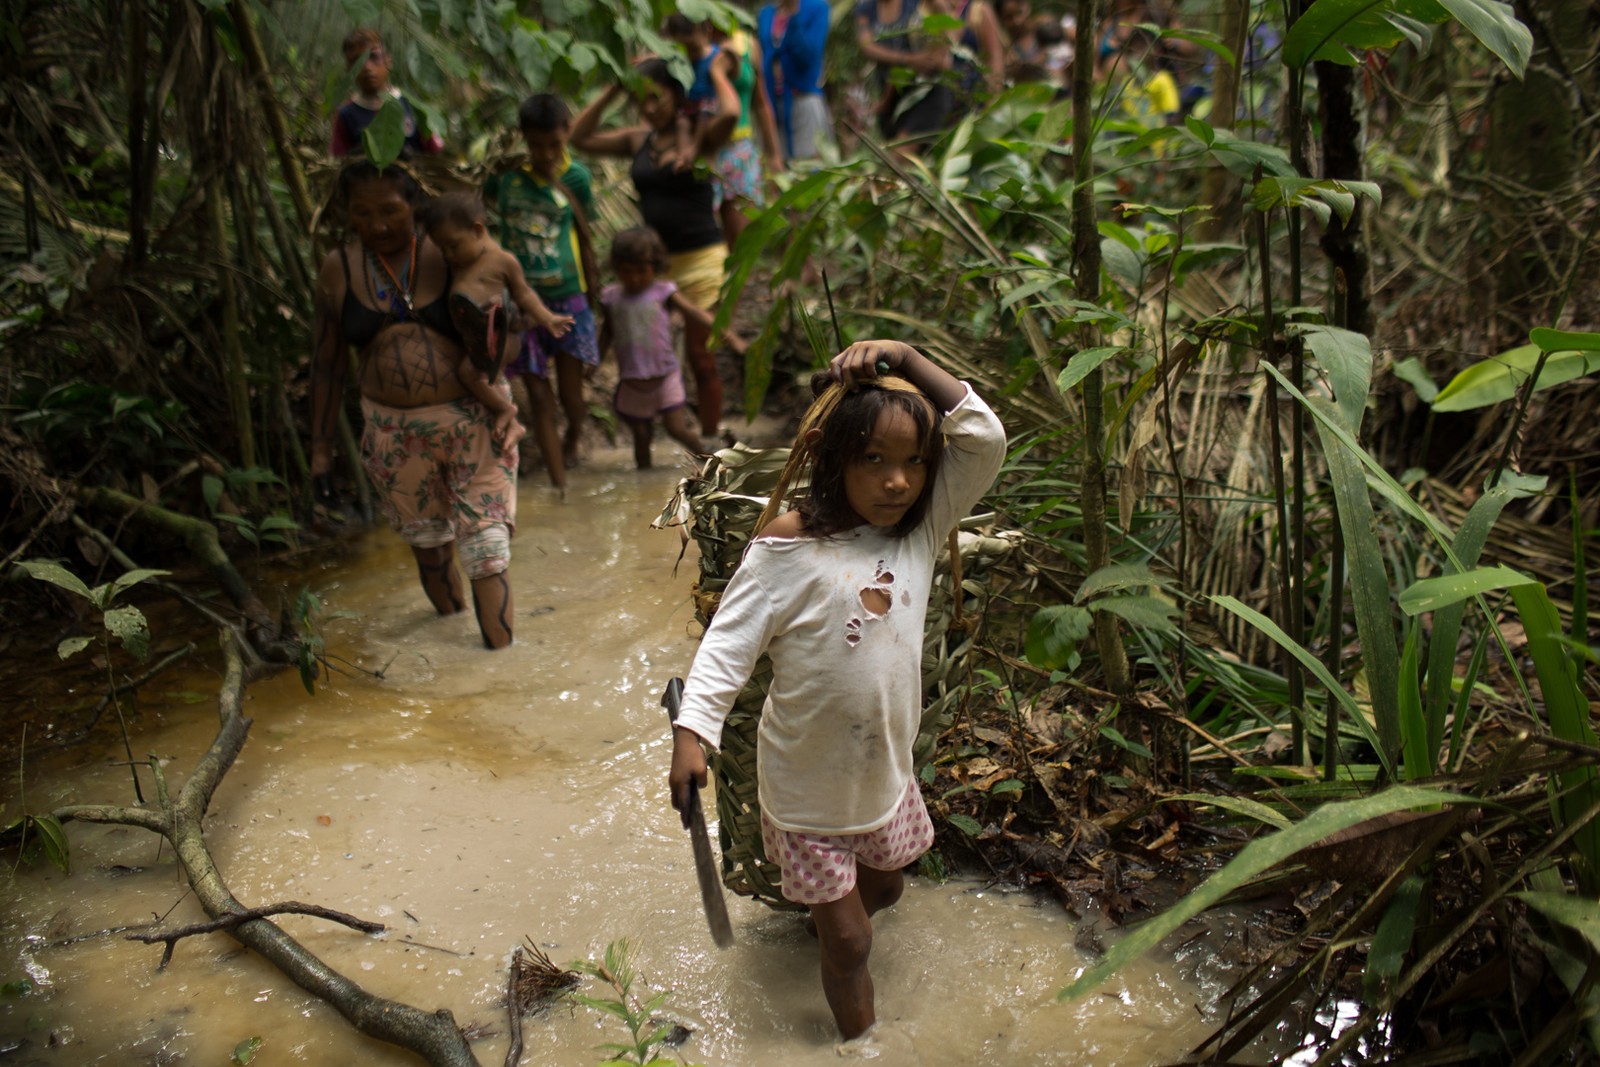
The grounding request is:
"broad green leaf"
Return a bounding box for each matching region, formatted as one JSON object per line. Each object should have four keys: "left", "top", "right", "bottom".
{"left": 1207, "top": 133, "right": 1296, "bottom": 178}
{"left": 1431, "top": 343, "right": 1600, "bottom": 412}
{"left": 1399, "top": 566, "right": 1530, "bottom": 614}
{"left": 202, "top": 474, "right": 225, "bottom": 514}
{"left": 991, "top": 779, "right": 1025, "bottom": 795}
{"left": 1296, "top": 324, "right": 1373, "bottom": 433}
{"left": 231, "top": 1036, "right": 264, "bottom": 1065}
{"left": 1093, "top": 595, "right": 1181, "bottom": 631}
{"left": 1433, "top": 0, "right": 1530, "bottom": 77}
{"left": 1076, "top": 562, "right": 1160, "bottom": 603}
{"left": 947, "top": 813, "right": 983, "bottom": 836}
{"left": 15, "top": 559, "right": 92, "bottom": 600}
{"left": 1312, "top": 394, "right": 1402, "bottom": 769}
{"left": 361, "top": 99, "right": 408, "bottom": 169}
{"left": 1166, "top": 793, "right": 1292, "bottom": 830}
{"left": 57, "top": 636, "right": 92, "bottom": 659}
{"left": 1100, "top": 237, "right": 1145, "bottom": 285}
{"left": 1061, "top": 785, "right": 1474, "bottom": 999}
{"left": 1515, "top": 892, "right": 1600, "bottom": 955}
{"left": 1392, "top": 356, "right": 1438, "bottom": 403}
{"left": 103, "top": 604, "right": 151, "bottom": 660}
{"left": 1057, "top": 347, "right": 1123, "bottom": 392}
{"left": 109, "top": 568, "right": 169, "bottom": 600}
{"left": 1284, "top": 0, "right": 1414, "bottom": 67}
{"left": 31, "top": 814, "right": 69, "bottom": 874}
{"left": 1213, "top": 595, "right": 1390, "bottom": 772}
{"left": 1530, "top": 327, "right": 1600, "bottom": 353}
{"left": 1365, "top": 873, "right": 1424, "bottom": 1001}
{"left": 1025, "top": 604, "right": 1092, "bottom": 670}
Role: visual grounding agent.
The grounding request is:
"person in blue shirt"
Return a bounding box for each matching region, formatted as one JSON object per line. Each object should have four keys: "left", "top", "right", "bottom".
{"left": 330, "top": 28, "right": 443, "bottom": 158}
{"left": 758, "top": 0, "right": 835, "bottom": 162}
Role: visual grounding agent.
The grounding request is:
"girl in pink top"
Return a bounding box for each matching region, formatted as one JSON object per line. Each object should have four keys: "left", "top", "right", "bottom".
{"left": 598, "top": 227, "right": 744, "bottom": 469}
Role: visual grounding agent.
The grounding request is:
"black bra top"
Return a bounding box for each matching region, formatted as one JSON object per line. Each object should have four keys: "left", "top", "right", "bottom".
{"left": 338, "top": 244, "right": 458, "bottom": 349}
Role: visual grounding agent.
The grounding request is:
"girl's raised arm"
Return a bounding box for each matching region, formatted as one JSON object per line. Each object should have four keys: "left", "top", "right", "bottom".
{"left": 569, "top": 82, "right": 643, "bottom": 157}
{"left": 829, "top": 339, "right": 965, "bottom": 411}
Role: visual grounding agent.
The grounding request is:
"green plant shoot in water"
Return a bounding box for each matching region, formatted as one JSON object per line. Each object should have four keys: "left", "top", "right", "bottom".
{"left": 569, "top": 939, "right": 702, "bottom": 1067}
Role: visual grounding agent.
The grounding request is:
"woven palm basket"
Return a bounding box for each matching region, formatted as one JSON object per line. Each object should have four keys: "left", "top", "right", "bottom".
{"left": 656, "top": 445, "right": 1014, "bottom": 910}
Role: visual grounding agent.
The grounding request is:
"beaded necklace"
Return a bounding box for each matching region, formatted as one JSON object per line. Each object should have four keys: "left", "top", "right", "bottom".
{"left": 368, "top": 230, "right": 418, "bottom": 320}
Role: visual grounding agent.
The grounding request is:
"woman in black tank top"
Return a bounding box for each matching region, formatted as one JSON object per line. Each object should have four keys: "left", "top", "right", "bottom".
{"left": 309, "top": 160, "right": 520, "bottom": 650}
{"left": 570, "top": 58, "right": 741, "bottom": 441}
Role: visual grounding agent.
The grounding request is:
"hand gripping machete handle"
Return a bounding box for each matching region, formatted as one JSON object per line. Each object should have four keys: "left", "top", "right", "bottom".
{"left": 662, "top": 676, "right": 694, "bottom": 830}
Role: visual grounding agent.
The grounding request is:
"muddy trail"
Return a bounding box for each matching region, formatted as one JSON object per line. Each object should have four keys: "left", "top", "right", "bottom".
{"left": 1, "top": 442, "right": 1256, "bottom": 1066}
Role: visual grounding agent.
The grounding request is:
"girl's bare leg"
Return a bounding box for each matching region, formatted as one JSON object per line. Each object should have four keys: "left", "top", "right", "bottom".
{"left": 810, "top": 886, "right": 877, "bottom": 1039}
{"left": 628, "top": 419, "right": 654, "bottom": 469}
{"left": 470, "top": 571, "right": 514, "bottom": 650}
{"left": 554, "top": 351, "right": 588, "bottom": 467}
{"left": 683, "top": 318, "right": 723, "bottom": 438}
{"left": 411, "top": 544, "right": 464, "bottom": 616}
{"left": 662, "top": 407, "right": 702, "bottom": 457}
{"left": 720, "top": 198, "right": 751, "bottom": 253}
{"left": 521, "top": 372, "right": 567, "bottom": 491}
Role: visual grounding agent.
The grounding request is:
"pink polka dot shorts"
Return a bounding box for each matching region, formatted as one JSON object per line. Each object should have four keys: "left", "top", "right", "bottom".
{"left": 759, "top": 779, "right": 935, "bottom": 906}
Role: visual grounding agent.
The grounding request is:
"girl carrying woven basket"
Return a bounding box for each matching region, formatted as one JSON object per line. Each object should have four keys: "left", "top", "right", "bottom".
{"left": 669, "top": 340, "right": 1006, "bottom": 1040}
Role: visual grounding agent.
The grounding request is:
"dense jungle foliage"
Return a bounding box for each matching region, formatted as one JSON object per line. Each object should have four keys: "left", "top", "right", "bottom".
{"left": 3, "top": 0, "right": 1599, "bottom": 1063}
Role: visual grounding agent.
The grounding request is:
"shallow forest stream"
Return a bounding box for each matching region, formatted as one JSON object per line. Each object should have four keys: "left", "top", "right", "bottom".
{"left": 3, "top": 445, "right": 1252, "bottom": 1066}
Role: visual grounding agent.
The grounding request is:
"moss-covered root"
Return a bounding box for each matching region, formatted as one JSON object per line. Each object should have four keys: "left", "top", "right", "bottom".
{"left": 76, "top": 485, "right": 280, "bottom": 653}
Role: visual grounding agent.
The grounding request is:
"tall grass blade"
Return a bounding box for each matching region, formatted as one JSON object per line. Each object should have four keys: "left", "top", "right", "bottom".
{"left": 1573, "top": 469, "right": 1590, "bottom": 647}
{"left": 1212, "top": 595, "right": 1390, "bottom": 773}
{"left": 1311, "top": 394, "right": 1401, "bottom": 770}
{"left": 1446, "top": 634, "right": 1488, "bottom": 772}
{"left": 1398, "top": 622, "right": 1429, "bottom": 780}
{"left": 1060, "top": 785, "right": 1473, "bottom": 1000}
{"left": 1508, "top": 582, "right": 1600, "bottom": 891}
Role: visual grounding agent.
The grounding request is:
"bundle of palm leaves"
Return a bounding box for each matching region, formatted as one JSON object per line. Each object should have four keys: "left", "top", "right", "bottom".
{"left": 657, "top": 445, "right": 1014, "bottom": 909}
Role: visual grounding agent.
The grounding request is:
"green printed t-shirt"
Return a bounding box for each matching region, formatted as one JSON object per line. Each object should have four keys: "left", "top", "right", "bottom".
{"left": 485, "top": 156, "right": 594, "bottom": 301}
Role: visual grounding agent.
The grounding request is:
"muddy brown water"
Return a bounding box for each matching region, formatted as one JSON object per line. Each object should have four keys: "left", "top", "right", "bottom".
{"left": 1, "top": 444, "right": 1259, "bottom": 1066}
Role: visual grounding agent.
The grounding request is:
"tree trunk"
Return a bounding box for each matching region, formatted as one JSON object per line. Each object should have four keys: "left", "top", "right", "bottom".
{"left": 229, "top": 0, "right": 316, "bottom": 231}
{"left": 206, "top": 176, "right": 260, "bottom": 498}
{"left": 1316, "top": 60, "right": 1370, "bottom": 335}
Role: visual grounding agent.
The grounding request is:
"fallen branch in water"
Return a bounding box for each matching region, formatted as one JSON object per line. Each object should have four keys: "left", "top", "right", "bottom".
{"left": 126, "top": 900, "right": 386, "bottom": 969}
{"left": 49, "top": 631, "right": 485, "bottom": 1067}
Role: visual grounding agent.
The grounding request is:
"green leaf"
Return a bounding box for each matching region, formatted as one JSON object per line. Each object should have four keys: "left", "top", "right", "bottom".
{"left": 1530, "top": 327, "right": 1600, "bottom": 353}
{"left": 1024, "top": 604, "right": 1092, "bottom": 670}
{"left": 341, "top": 0, "right": 382, "bottom": 22}
{"left": 991, "top": 779, "right": 1025, "bottom": 795}
{"left": 1432, "top": 343, "right": 1600, "bottom": 412}
{"left": 103, "top": 604, "right": 150, "bottom": 660}
{"left": 1399, "top": 566, "right": 1531, "bottom": 614}
{"left": 202, "top": 474, "right": 224, "bottom": 514}
{"left": 1365, "top": 873, "right": 1424, "bottom": 1001}
{"left": 921, "top": 12, "right": 964, "bottom": 32}
{"left": 1312, "top": 393, "right": 1401, "bottom": 769}
{"left": 231, "top": 1035, "right": 264, "bottom": 1065}
{"left": 1392, "top": 356, "right": 1439, "bottom": 403}
{"left": 1295, "top": 324, "right": 1373, "bottom": 433}
{"left": 1100, "top": 725, "right": 1153, "bottom": 759}
{"left": 57, "top": 636, "right": 92, "bottom": 659}
{"left": 1057, "top": 347, "right": 1124, "bottom": 393}
{"left": 14, "top": 559, "right": 92, "bottom": 600}
{"left": 1213, "top": 594, "right": 1391, "bottom": 774}
{"left": 361, "top": 99, "right": 408, "bottom": 169}
{"left": 1076, "top": 562, "right": 1160, "bottom": 602}
{"left": 31, "top": 814, "right": 69, "bottom": 874}
{"left": 1515, "top": 891, "right": 1600, "bottom": 955}
{"left": 1398, "top": 621, "right": 1431, "bottom": 781}
{"left": 1165, "top": 793, "right": 1292, "bottom": 830}
{"left": 1283, "top": 0, "right": 1424, "bottom": 67}
{"left": 109, "top": 568, "right": 169, "bottom": 601}
{"left": 1092, "top": 594, "right": 1181, "bottom": 631}
{"left": 1061, "top": 785, "right": 1474, "bottom": 1000}
{"left": 1433, "top": 0, "right": 1531, "bottom": 77}
{"left": 947, "top": 813, "right": 983, "bottom": 836}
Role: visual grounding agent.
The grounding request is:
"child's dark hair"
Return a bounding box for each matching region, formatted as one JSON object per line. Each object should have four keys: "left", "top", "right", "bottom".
{"left": 417, "top": 191, "right": 486, "bottom": 232}
{"left": 342, "top": 26, "right": 383, "bottom": 59}
{"left": 518, "top": 93, "right": 572, "bottom": 132}
{"left": 610, "top": 226, "right": 670, "bottom": 273}
{"left": 1035, "top": 19, "right": 1063, "bottom": 45}
{"left": 756, "top": 373, "right": 945, "bottom": 538}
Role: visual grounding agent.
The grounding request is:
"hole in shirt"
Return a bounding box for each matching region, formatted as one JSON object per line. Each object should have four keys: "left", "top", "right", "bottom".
{"left": 859, "top": 587, "right": 892, "bottom": 616}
